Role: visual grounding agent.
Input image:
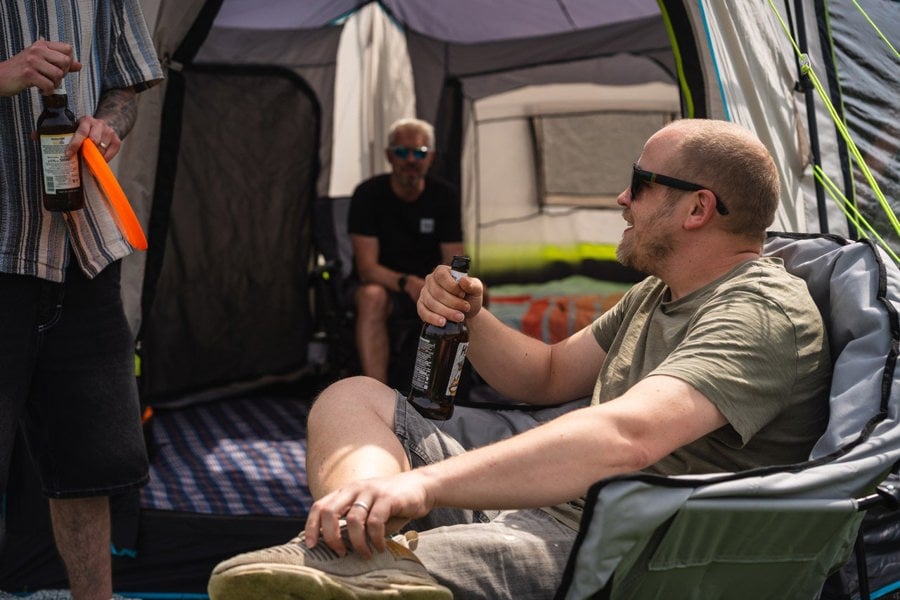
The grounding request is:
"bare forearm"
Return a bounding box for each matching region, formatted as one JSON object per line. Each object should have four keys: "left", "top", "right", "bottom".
{"left": 418, "top": 266, "right": 600, "bottom": 403}
{"left": 419, "top": 405, "right": 645, "bottom": 510}
{"left": 466, "top": 309, "right": 602, "bottom": 405}
{"left": 422, "top": 375, "right": 725, "bottom": 511}
{"left": 465, "top": 309, "right": 558, "bottom": 403}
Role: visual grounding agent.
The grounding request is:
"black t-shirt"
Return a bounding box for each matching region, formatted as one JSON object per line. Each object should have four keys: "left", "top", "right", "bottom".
{"left": 347, "top": 174, "right": 462, "bottom": 277}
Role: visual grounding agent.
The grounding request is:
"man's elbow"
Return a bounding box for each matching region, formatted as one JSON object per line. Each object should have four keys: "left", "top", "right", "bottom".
{"left": 591, "top": 427, "right": 662, "bottom": 476}
{"left": 618, "top": 440, "right": 658, "bottom": 474}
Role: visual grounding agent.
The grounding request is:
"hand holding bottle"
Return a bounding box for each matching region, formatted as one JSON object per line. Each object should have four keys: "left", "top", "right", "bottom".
{"left": 418, "top": 262, "right": 484, "bottom": 327}
{"left": 407, "top": 256, "right": 472, "bottom": 420}
{"left": 0, "top": 39, "right": 81, "bottom": 97}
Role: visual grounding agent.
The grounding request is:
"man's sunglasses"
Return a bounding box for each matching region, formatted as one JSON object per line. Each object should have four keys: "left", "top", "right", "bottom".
{"left": 389, "top": 145, "right": 430, "bottom": 160}
{"left": 631, "top": 164, "right": 729, "bottom": 215}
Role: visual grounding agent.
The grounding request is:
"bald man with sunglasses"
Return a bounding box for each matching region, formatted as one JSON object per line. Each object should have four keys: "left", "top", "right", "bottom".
{"left": 210, "top": 119, "right": 831, "bottom": 600}
{"left": 346, "top": 118, "right": 464, "bottom": 384}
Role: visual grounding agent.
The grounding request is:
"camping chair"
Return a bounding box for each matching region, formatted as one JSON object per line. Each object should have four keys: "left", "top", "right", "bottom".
{"left": 309, "top": 196, "right": 359, "bottom": 382}
{"left": 556, "top": 233, "right": 900, "bottom": 600}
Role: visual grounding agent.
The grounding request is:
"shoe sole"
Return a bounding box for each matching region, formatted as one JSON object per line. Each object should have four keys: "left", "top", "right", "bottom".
{"left": 208, "top": 563, "right": 453, "bottom": 600}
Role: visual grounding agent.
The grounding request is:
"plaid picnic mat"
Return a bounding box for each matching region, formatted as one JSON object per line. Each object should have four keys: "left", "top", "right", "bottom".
{"left": 140, "top": 395, "right": 313, "bottom": 518}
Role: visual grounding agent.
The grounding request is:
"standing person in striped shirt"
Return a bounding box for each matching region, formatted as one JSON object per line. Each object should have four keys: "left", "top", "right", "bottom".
{"left": 0, "top": 2, "right": 163, "bottom": 598}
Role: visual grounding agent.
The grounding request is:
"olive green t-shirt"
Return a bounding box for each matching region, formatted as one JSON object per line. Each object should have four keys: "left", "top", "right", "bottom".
{"left": 591, "top": 256, "right": 831, "bottom": 474}
{"left": 544, "top": 257, "right": 831, "bottom": 531}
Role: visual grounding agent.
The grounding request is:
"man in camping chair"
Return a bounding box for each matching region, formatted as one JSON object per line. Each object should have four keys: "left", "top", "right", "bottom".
{"left": 347, "top": 117, "right": 464, "bottom": 385}
{"left": 209, "top": 119, "right": 832, "bottom": 599}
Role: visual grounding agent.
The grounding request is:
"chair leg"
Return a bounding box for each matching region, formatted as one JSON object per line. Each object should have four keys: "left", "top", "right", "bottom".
{"left": 853, "top": 530, "right": 870, "bottom": 600}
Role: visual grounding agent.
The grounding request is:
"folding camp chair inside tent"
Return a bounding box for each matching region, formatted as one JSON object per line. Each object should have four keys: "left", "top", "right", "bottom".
{"left": 557, "top": 233, "right": 900, "bottom": 600}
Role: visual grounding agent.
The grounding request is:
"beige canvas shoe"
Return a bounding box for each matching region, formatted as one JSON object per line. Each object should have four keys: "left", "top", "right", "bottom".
{"left": 208, "top": 528, "right": 452, "bottom": 599}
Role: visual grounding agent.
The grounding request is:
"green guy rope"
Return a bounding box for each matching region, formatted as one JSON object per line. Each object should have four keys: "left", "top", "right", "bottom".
{"left": 767, "top": 0, "right": 900, "bottom": 252}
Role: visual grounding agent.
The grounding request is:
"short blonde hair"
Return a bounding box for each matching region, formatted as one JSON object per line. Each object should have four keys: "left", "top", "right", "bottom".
{"left": 388, "top": 118, "right": 435, "bottom": 148}
{"left": 664, "top": 119, "right": 780, "bottom": 242}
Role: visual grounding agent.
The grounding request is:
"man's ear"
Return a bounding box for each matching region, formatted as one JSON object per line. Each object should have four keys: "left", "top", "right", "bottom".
{"left": 683, "top": 190, "right": 717, "bottom": 230}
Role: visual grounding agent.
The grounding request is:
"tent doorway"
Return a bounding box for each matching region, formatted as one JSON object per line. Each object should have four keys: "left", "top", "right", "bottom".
{"left": 138, "top": 66, "right": 321, "bottom": 404}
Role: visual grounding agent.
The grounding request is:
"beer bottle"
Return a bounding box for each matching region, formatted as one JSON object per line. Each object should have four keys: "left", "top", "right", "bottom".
{"left": 406, "top": 255, "right": 471, "bottom": 420}
{"left": 37, "top": 82, "right": 84, "bottom": 211}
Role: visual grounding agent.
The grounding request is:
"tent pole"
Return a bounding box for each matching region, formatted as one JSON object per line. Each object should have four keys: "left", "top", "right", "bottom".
{"left": 788, "top": 0, "right": 831, "bottom": 233}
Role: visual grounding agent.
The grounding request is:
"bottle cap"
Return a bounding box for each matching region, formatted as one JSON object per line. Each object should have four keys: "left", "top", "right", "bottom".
{"left": 451, "top": 255, "right": 470, "bottom": 271}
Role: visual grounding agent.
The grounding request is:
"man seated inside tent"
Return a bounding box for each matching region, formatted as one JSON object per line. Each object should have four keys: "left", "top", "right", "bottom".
{"left": 207, "top": 119, "right": 832, "bottom": 600}
{"left": 347, "top": 117, "right": 464, "bottom": 385}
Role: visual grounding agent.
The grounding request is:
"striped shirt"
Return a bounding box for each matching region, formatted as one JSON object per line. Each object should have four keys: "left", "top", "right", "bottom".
{"left": 0, "top": 0, "right": 163, "bottom": 282}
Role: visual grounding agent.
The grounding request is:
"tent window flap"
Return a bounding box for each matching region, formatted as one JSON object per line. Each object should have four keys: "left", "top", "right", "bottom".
{"left": 532, "top": 111, "right": 677, "bottom": 208}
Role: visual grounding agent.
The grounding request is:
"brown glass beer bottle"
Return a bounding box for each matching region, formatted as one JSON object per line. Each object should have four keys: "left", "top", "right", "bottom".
{"left": 406, "top": 255, "right": 471, "bottom": 420}
{"left": 37, "top": 82, "right": 84, "bottom": 211}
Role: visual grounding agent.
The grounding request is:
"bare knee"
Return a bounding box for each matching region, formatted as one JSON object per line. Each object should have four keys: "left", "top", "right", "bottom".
{"left": 355, "top": 284, "right": 392, "bottom": 320}
{"left": 309, "top": 375, "right": 398, "bottom": 429}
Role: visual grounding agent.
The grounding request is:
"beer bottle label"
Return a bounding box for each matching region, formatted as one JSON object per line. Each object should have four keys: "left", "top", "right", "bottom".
{"left": 444, "top": 342, "right": 469, "bottom": 396}
{"left": 40, "top": 132, "right": 80, "bottom": 193}
{"left": 410, "top": 336, "right": 437, "bottom": 392}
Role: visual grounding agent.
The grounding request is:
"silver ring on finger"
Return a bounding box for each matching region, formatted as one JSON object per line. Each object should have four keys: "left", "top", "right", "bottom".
{"left": 99, "top": 141, "right": 109, "bottom": 149}
{"left": 351, "top": 501, "right": 370, "bottom": 513}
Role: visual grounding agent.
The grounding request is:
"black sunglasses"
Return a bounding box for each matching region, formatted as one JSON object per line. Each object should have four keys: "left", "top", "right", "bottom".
{"left": 388, "top": 145, "right": 430, "bottom": 160}
{"left": 631, "top": 164, "right": 729, "bottom": 215}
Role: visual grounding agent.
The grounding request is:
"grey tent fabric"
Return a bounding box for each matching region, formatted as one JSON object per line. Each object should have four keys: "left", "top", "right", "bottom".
{"left": 120, "top": 1, "right": 898, "bottom": 403}
{"left": 123, "top": 0, "right": 900, "bottom": 351}
{"left": 560, "top": 233, "right": 900, "bottom": 599}
{"left": 202, "top": 0, "right": 662, "bottom": 43}
{"left": 137, "top": 68, "right": 319, "bottom": 404}
{"left": 125, "top": 1, "right": 679, "bottom": 403}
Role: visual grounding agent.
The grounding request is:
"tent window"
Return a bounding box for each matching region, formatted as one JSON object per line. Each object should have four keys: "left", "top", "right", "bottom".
{"left": 532, "top": 111, "right": 676, "bottom": 208}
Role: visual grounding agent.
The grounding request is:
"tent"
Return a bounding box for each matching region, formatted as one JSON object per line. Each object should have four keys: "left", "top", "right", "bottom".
{"left": 1, "top": 0, "right": 897, "bottom": 596}
{"left": 116, "top": 0, "right": 897, "bottom": 403}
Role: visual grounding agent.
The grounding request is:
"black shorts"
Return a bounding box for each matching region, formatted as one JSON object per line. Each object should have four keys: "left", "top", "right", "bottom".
{"left": 346, "top": 276, "right": 418, "bottom": 321}
{"left": 0, "top": 261, "right": 149, "bottom": 498}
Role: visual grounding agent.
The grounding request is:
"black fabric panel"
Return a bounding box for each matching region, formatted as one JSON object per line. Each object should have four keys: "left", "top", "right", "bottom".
{"left": 171, "top": 0, "right": 225, "bottom": 66}
{"left": 790, "top": 0, "right": 832, "bottom": 233}
{"left": 658, "top": 0, "right": 707, "bottom": 118}
{"left": 821, "top": 470, "right": 900, "bottom": 600}
{"left": 811, "top": 0, "right": 852, "bottom": 237}
{"left": 430, "top": 78, "right": 464, "bottom": 192}
{"left": 140, "top": 66, "right": 319, "bottom": 404}
{"left": 820, "top": 1, "right": 899, "bottom": 250}
{"left": 139, "top": 68, "right": 185, "bottom": 346}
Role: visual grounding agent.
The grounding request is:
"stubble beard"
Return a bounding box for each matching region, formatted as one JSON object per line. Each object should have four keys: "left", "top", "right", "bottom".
{"left": 394, "top": 166, "right": 425, "bottom": 190}
{"left": 616, "top": 209, "right": 676, "bottom": 275}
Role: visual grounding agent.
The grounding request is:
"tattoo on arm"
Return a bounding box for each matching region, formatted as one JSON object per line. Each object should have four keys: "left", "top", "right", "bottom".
{"left": 95, "top": 88, "right": 138, "bottom": 139}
